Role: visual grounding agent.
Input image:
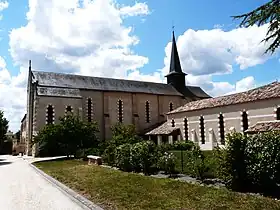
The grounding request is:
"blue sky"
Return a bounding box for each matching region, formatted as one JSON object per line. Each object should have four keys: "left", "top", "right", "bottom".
{"left": 0, "top": 0, "right": 279, "bottom": 131}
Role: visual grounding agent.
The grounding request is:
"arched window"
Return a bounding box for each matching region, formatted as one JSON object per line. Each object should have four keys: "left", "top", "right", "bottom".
{"left": 184, "top": 118, "right": 188, "bottom": 141}
{"left": 242, "top": 111, "right": 249, "bottom": 132}
{"left": 200, "top": 116, "right": 205, "bottom": 144}
{"left": 65, "top": 106, "right": 72, "bottom": 116}
{"left": 87, "top": 98, "right": 92, "bottom": 122}
{"left": 171, "top": 119, "right": 175, "bottom": 127}
{"left": 118, "top": 99, "right": 123, "bottom": 123}
{"left": 218, "top": 113, "right": 225, "bottom": 145}
{"left": 277, "top": 107, "right": 280, "bottom": 120}
{"left": 46, "top": 105, "right": 54, "bottom": 125}
{"left": 145, "top": 101, "right": 150, "bottom": 123}
{"left": 169, "top": 102, "right": 173, "bottom": 112}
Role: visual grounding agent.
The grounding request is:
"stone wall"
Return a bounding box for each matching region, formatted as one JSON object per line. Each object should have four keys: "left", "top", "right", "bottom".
{"left": 34, "top": 89, "right": 187, "bottom": 142}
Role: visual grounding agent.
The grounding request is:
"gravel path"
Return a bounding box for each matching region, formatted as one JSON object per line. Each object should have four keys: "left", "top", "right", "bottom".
{"left": 0, "top": 155, "right": 86, "bottom": 210}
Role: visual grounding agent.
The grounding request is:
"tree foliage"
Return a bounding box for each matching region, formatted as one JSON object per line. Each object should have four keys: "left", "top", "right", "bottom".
{"left": 34, "top": 114, "right": 99, "bottom": 157}
{"left": 15, "top": 130, "right": 20, "bottom": 141}
{"left": 216, "top": 131, "right": 280, "bottom": 196}
{"left": 102, "top": 123, "right": 142, "bottom": 165}
{"left": 0, "top": 110, "right": 9, "bottom": 145}
{"left": 111, "top": 123, "right": 142, "bottom": 146}
{"left": 233, "top": 0, "right": 280, "bottom": 54}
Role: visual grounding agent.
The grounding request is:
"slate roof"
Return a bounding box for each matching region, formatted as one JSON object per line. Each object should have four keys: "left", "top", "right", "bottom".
{"left": 168, "top": 82, "right": 280, "bottom": 114}
{"left": 32, "top": 70, "right": 210, "bottom": 98}
{"left": 145, "top": 121, "right": 179, "bottom": 135}
{"left": 32, "top": 71, "right": 183, "bottom": 96}
{"left": 37, "top": 87, "right": 82, "bottom": 98}
{"left": 245, "top": 121, "right": 280, "bottom": 134}
{"left": 21, "top": 114, "right": 26, "bottom": 123}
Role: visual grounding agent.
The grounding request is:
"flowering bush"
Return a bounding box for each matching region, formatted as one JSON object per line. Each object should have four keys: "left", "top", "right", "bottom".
{"left": 216, "top": 131, "right": 280, "bottom": 195}
{"left": 159, "top": 152, "right": 176, "bottom": 175}
{"left": 115, "top": 143, "right": 132, "bottom": 172}
{"left": 131, "top": 141, "right": 159, "bottom": 174}
{"left": 215, "top": 132, "right": 248, "bottom": 190}
{"left": 245, "top": 131, "right": 280, "bottom": 193}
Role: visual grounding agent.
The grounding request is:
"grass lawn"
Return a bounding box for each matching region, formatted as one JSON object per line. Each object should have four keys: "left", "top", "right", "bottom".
{"left": 34, "top": 159, "right": 280, "bottom": 210}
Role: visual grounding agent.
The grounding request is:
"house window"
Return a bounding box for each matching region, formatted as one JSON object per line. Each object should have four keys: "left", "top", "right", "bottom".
{"left": 118, "top": 99, "right": 123, "bottom": 123}
{"left": 277, "top": 107, "right": 280, "bottom": 120}
{"left": 169, "top": 102, "right": 173, "bottom": 112}
{"left": 145, "top": 101, "right": 150, "bottom": 123}
{"left": 171, "top": 119, "right": 175, "bottom": 127}
{"left": 65, "top": 106, "right": 72, "bottom": 115}
{"left": 46, "top": 105, "right": 54, "bottom": 125}
{"left": 218, "top": 113, "right": 225, "bottom": 145}
{"left": 87, "top": 98, "right": 92, "bottom": 122}
{"left": 242, "top": 111, "right": 249, "bottom": 132}
{"left": 184, "top": 118, "right": 188, "bottom": 141}
{"left": 200, "top": 116, "right": 205, "bottom": 144}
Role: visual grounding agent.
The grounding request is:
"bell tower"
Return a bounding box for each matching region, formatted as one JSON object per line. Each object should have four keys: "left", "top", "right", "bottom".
{"left": 165, "top": 31, "right": 187, "bottom": 91}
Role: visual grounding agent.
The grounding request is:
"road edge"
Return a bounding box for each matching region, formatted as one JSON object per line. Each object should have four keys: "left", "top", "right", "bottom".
{"left": 29, "top": 162, "right": 104, "bottom": 210}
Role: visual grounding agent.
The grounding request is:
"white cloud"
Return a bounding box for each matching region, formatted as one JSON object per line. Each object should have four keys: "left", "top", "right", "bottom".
{"left": 162, "top": 24, "right": 278, "bottom": 78}
{"left": 119, "top": 2, "right": 150, "bottom": 17}
{"left": 161, "top": 24, "right": 278, "bottom": 97}
{"left": 4, "top": 0, "right": 277, "bottom": 132}
{"left": 0, "top": 58, "right": 27, "bottom": 132}
{"left": 0, "top": 1, "right": 8, "bottom": 11}
{"left": 5, "top": 0, "right": 151, "bottom": 131}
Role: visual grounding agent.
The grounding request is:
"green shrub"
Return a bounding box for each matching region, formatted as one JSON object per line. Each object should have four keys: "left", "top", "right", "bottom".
{"left": 115, "top": 141, "right": 160, "bottom": 175}
{"left": 111, "top": 123, "right": 142, "bottom": 146}
{"left": 102, "top": 144, "right": 117, "bottom": 166}
{"left": 215, "top": 132, "right": 248, "bottom": 190}
{"left": 245, "top": 131, "right": 280, "bottom": 193}
{"left": 172, "top": 141, "right": 195, "bottom": 151}
{"left": 171, "top": 146, "right": 210, "bottom": 180}
{"left": 115, "top": 143, "right": 132, "bottom": 172}
{"left": 189, "top": 146, "right": 210, "bottom": 180}
{"left": 34, "top": 114, "right": 99, "bottom": 157}
{"left": 159, "top": 152, "right": 176, "bottom": 176}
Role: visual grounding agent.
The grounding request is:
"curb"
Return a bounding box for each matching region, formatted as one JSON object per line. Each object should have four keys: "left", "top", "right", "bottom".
{"left": 29, "top": 162, "right": 103, "bottom": 210}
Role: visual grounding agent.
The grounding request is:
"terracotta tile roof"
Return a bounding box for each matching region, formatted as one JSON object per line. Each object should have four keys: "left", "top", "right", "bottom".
{"left": 245, "top": 121, "right": 280, "bottom": 134}
{"left": 145, "top": 121, "right": 179, "bottom": 135}
{"left": 168, "top": 82, "right": 280, "bottom": 114}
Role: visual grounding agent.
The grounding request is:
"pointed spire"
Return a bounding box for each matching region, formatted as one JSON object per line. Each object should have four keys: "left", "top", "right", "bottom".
{"left": 29, "top": 60, "right": 31, "bottom": 72}
{"left": 168, "top": 30, "right": 185, "bottom": 75}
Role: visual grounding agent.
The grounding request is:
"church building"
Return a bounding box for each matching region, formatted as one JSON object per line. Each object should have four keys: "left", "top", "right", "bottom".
{"left": 21, "top": 31, "right": 210, "bottom": 156}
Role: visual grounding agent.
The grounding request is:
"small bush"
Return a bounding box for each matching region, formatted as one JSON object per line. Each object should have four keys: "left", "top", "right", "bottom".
{"left": 245, "top": 131, "right": 280, "bottom": 194}
{"left": 115, "top": 143, "right": 132, "bottom": 172}
{"left": 159, "top": 152, "right": 176, "bottom": 176}
{"left": 102, "top": 144, "right": 117, "bottom": 166}
{"left": 114, "top": 141, "right": 160, "bottom": 175}
{"left": 111, "top": 123, "right": 142, "bottom": 146}
{"left": 215, "top": 132, "right": 248, "bottom": 191}
{"left": 171, "top": 146, "right": 210, "bottom": 180}
{"left": 172, "top": 141, "right": 195, "bottom": 151}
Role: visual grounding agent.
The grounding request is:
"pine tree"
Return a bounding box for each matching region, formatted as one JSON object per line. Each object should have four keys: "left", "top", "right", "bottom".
{"left": 233, "top": 0, "right": 280, "bottom": 54}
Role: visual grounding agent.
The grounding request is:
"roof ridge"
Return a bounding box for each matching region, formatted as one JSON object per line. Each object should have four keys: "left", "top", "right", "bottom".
{"left": 32, "top": 70, "right": 175, "bottom": 86}
{"left": 213, "top": 81, "right": 279, "bottom": 99}
{"left": 168, "top": 81, "right": 280, "bottom": 114}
